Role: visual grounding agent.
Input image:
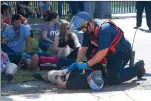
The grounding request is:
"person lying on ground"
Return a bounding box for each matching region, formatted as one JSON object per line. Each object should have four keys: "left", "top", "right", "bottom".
{"left": 32, "top": 69, "right": 104, "bottom": 91}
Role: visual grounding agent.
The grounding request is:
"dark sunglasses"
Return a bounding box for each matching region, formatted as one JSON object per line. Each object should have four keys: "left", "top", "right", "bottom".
{"left": 66, "top": 27, "right": 70, "bottom": 30}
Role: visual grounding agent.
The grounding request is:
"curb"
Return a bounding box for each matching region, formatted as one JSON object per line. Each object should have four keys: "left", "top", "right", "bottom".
{"left": 112, "top": 13, "right": 146, "bottom": 19}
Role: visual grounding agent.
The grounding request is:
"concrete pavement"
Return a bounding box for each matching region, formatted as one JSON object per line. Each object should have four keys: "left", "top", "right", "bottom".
{"left": 1, "top": 18, "right": 151, "bottom": 101}
{"left": 1, "top": 90, "right": 151, "bottom": 101}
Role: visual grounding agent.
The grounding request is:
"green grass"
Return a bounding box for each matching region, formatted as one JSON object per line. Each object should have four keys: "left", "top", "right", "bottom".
{"left": 30, "top": 30, "right": 40, "bottom": 52}
{"left": 12, "top": 69, "right": 48, "bottom": 83}
{"left": 1, "top": 69, "right": 48, "bottom": 84}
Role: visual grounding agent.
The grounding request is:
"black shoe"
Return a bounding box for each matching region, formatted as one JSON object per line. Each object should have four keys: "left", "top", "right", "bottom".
{"left": 134, "top": 26, "right": 141, "bottom": 29}
{"left": 1, "top": 74, "right": 13, "bottom": 82}
{"left": 32, "top": 72, "right": 43, "bottom": 80}
{"left": 149, "top": 27, "right": 151, "bottom": 30}
{"left": 135, "top": 60, "right": 145, "bottom": 79}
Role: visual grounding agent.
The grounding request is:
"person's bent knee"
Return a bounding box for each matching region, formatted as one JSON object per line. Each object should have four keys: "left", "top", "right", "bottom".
{"left": 57, "top": 48, "right": 66, "bottom": 57}
{"left": 31, "top": 54, "right": 39, "bottom": 70}
{"left": 57, "top": 47, "right": 71, "bottom": 57}
{"left": 5, "top": 63, "right": 18, "bottom": 75}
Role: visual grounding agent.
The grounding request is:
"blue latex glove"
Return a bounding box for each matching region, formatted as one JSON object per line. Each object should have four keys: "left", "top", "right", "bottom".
{"left": 77, "top": 62, "right": 89, "bottom": 70}
{"left": 67, "top": 62, "right": 78, "bottom": 72}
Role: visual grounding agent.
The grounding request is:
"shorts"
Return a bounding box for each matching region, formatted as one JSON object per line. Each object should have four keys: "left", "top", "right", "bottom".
{"left": 38, "top": 56, "right": 59, "bottom": 70}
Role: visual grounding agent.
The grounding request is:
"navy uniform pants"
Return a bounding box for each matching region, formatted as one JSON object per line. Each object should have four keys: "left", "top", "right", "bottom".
{"left": 103, "top": 49, "right": 138, "bottom": 85}
{"left": 136, "top": 1, "right": 151, "bottom": 28}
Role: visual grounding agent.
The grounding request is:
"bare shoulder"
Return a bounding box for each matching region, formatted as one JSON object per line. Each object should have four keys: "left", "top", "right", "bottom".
{"left": 71, "top": 32, "right": 77, "bottom": 37}
{"left": 71, "top": 32, "right": 78, "bottom": 39}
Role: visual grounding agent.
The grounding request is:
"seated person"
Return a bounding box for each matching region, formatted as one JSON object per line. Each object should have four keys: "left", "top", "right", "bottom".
{"left": 39, "top": 58, "right": 145, "bottom": 89}
{"left": 1, "top": 15, "right": 28, "bottom": 65}
{"left": 38, "top": 12, "right": 59, "bottom": 51}
{"left": 16, "top": 1, "right": 33, "bottom": 18}
{"left": 1, "top": 15, "right": 10, "bottom": 34}
{"left": 1, "top": 2, "right": 11, "bottom": 25}
{"left": 38, "top": 1, "right": 53, "bottom": 19}
{"left": 2, "top": 14, "right": 32, "bottom": 59}
{"left": 32, "top": 69, "right": 104, "bottom": 91}
{"left": 53, "top": 21, "right": 81, "bottom": 57}
{"left": 1, "top": 51, "right": 18, "bottom": 82}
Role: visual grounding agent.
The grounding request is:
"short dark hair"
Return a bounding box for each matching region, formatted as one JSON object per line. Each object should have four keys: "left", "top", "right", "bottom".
{"left": 12, "top": 14, "right": 21, "bottom": 22}
{"left": 45, "top": 12, "right": 58, "bottom": 22}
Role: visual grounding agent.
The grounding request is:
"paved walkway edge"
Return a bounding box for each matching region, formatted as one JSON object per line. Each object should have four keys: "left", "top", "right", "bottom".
{"left": 1, "top": 90, "right": 151, "bottom": 101}
{"left": 112, "top": 13, "right": 146, "bottom": 19}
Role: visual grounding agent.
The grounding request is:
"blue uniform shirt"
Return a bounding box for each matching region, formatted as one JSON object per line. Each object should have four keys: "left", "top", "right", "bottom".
{"left": 82, "top": 22, "right": 131, "bottom": 54}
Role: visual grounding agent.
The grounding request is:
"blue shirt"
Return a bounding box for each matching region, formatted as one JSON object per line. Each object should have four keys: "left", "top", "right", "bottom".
{"left": 2, "top": 24, "right": 31, "bottom": 52}
{"left": 82, "top": 22, "right": 131, "bottom": 54}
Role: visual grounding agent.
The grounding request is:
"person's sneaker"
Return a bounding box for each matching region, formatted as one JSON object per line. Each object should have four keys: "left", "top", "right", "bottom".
{"left": 20, "top": 58, "right": 31, "bottom": 69}
{"left": 135, "top": 60, "right": 145, "bottom": 79}
{"left": 32, "top": 72, "right": 43, "bottom": 80}
{"left": 1, "top": 74, "right": 13, "bottom": 82}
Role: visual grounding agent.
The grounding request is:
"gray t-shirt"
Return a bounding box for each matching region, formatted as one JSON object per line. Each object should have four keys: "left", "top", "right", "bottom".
{"left": 40, "top": 21, "right": 59, "bottom": 41}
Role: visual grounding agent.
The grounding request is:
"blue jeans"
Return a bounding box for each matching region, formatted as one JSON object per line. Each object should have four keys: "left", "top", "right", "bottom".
{"left": 2, "top": 43, "right": 34, "bottom": 59}
{"left": 38, "top": 40, "right": 52, "bottom": 51}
